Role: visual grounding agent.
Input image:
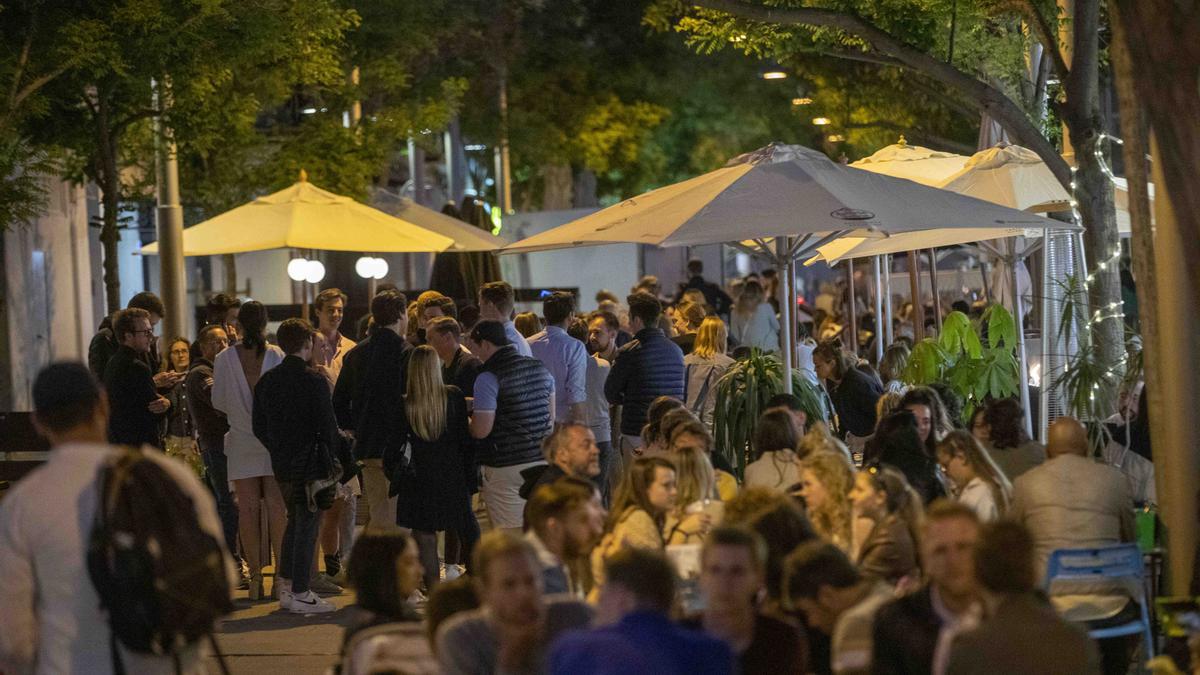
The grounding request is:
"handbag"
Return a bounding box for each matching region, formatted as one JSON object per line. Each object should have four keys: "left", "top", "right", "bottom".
{"left": 305, "top": 434, "right": 343, "bottom": 512}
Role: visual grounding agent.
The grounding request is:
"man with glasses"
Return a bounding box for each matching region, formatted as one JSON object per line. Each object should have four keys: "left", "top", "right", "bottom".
{"left": 102, "top": 308, "right": 171, "bottom": 448}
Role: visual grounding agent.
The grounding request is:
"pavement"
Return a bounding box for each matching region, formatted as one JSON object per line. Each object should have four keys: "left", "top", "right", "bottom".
{"left": 205, "top": 572, "right": 357, "bottom": 675}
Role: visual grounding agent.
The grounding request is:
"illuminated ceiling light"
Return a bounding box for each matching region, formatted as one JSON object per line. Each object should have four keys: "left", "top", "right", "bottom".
{"left": 730, "top": 33, "right": 747, "bottom": 43}
{"left": 301, "top": 107, "right": 317, "bottom": 115}
{"left": 304, "top": 260, "right": 326, "bottom": 284}
{"left": 287, "top": 258, "right": 309, "bottom": 281}
{"left": 827, "top": 134, "right": 846, "bottom": 143}
{"left": 761, "top": 70, "right": 788, "bottom": 80}
{"left": 812, "top": 117, "right": 832, "bottom": 126}
{"left": 792, "top": 97, "right": 814, "bottom": 106}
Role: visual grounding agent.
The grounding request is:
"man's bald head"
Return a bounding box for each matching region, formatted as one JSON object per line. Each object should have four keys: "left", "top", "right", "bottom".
{"left": 1047, "top": 416, "right": 1089, "bottom": 458}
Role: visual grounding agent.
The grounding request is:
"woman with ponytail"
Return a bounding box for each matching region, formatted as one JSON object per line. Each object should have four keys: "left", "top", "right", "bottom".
{"left": 935, "top": 429, "right": 1013, "bottom": 522}
{"left": 848, "top": 464, "right": 923, "bottom": 585}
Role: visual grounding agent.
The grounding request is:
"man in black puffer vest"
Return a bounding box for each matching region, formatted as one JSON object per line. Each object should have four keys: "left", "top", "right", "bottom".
{"left": 605, "top": 292, "right": 685, "bottom": 461}
{"left": 468, "top": 320, "right": 555, "bottom": 533}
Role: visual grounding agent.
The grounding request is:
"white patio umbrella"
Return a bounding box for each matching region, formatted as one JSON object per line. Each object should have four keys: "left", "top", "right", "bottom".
{"left": 140, "top": 172, "right": 457, "bottom": 256}
{"left": 503, "top": 142, "right": 1053, "bottom": 392}
{"left": 849, "top": 138, "right": 969, "bottom": 183}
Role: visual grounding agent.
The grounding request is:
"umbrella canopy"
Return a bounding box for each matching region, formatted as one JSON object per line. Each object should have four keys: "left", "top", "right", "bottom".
{"left": 140, "top": 173, "right": 456, "bottom": 256}
{"left": 371, "top": 189, "right": 508, "bottom": 252}
{"left": 938, "top": 144, "right": 1070, "bottom": 212}
{"left": 849, "top": 138, "right": 968, "bottom": 184}
{"left": 502, "top": 143, "right": 1051, "bottom": 255}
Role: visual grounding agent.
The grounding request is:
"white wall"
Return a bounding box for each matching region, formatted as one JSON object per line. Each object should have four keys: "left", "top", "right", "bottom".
{"left": 499, "top": 208, "right": 640, "bottom": 313}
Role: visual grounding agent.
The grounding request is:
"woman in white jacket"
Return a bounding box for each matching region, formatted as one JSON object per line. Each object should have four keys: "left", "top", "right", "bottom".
{"left": 730, "top": 280, "right": 780, "bottom": 353}
{"left": 211, "top": 301, "right": 286, "bottom": 599}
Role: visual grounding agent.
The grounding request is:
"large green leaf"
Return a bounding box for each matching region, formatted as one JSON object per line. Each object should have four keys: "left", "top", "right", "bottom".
{"left": 937, "top": 311, "right": 982, "bottom": 359}
{"left": 983, "top": 304, "right": 1018, "bottom": 350}
{"left": 902, "top": 338, "right": 947, "bottom": 384}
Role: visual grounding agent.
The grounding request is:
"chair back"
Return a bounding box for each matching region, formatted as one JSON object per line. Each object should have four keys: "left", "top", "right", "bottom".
{"left": 1045, "top": 544, "right": 1144, "bottom": 597}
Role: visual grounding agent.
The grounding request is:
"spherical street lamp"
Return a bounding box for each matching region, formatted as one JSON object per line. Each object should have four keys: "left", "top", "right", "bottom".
{"left": 287, "top": 258, "right": 309, "bottom": 282}
{"left": 305, "top": 259, "right": 326, "bottom": 284}
{"left": 371, "top": 257, "right": 388, "bottom": 279}
{"left": 355, "top": 256, "right": 375, "bottom": 279}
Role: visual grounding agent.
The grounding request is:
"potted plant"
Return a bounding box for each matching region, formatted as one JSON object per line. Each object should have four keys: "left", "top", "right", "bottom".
{"left": 713, "top": 349, "right": 827, "bottom": 478}
{"left": 902, "top": 307, "right": 1020, "bottom": 424}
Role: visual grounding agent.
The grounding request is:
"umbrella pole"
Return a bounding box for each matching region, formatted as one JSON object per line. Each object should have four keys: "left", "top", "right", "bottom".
{"left": 874, "top": 256, "right": 884, "bottom": 363}
{"left": 777, "top": 237, "right": 795, "bottom": 394}
{"left": 883, "top": 254, "right": 894, "bottom": 345}
{"left": 847, "top": 258, "right": 858, "bottom": 356}
{"left": 1010, "top": 238, "right": 1034, "bottom": 439}
{"left": 928, "top": 248, "right": 943, "bottom": 330}
{"left": 787, "top": 254, "right": 799, "bottom": 370}
{"left": 908, "top": 251, "right": 925, "bottom": 341}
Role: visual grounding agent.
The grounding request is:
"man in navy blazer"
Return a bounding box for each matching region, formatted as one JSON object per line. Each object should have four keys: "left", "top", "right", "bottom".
{"left": 549, "top": 548, "right": 733, "bottom": 675}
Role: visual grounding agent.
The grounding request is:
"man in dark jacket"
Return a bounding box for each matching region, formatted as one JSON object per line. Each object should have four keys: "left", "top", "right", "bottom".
{"left": 332, "top": 290, "right": 410, "bottom": 533}
{"left": 186, "top": 324, "right": 239, "bottom": 567}
{"left": 103, "top": 308, "right": 170, "bottom": 447}
{"left": 673, "top": 259, "right": 733, "bottom": 318}
{"left": 88, "top": 291, "right": 175, "bottom": 385}
{"left": 252, "top": 318, "right": 339, "bottom": 615}
{"left": 604, "top": 292, "right": 685, "bottom": 461}
{"left": 872, "top": 501, "right": 982, "bottom": 675}
{"left": 468, "top": 320, "right": 555, "bottom": 534}
{"left": 427, "top": 316, "right": 482, "bottom": 395}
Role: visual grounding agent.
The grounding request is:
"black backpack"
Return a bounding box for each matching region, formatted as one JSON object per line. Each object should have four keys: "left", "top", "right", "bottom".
{"left": 86, "top": 448, "right": 233, "bottom": 674}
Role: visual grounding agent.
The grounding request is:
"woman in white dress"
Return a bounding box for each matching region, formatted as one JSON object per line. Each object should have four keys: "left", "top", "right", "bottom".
{"left": 212, "top": 301, "right": 286, "bottom": 599}
{"left": 730, "top": 280, "right": 780, "bottom": 353}
{"left": 743, "top": 409, "right": 801, "bottom": 491}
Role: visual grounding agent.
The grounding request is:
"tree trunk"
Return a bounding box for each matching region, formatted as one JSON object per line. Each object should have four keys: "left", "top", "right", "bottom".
{"left": 95, "top": 93, "right": 122, "bottom": 316}
{"left": 541, "top": 163, "right": 573, "bottom": 210}
{"left": 1111, "top": 0, "right": 1200, "bottom": 595}
{"left": 1061, "top": 0, "right": 1124, "bottom": 405}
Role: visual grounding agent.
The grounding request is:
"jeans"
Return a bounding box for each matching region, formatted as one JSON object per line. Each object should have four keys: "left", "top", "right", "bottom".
{"left": 199, "top": 439, "right": 239, "bottom": 561}
{"left": 279, "top": 483, "right": 322, "bottom": 595}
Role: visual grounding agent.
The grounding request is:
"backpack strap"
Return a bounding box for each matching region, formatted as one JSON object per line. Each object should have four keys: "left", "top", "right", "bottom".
{"left": 689, "top": 366, "right": 717, "bottom": 415}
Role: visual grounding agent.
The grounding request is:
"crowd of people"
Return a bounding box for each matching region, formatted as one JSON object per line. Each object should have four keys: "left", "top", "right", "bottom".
{"left": 0, "top": 258, "right": 1154, "bottom": 674}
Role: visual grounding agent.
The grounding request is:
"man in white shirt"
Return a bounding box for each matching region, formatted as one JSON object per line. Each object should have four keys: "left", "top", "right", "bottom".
{"left": 0, "top": 362, "right": 233, "bottom": 674}
{"left": 478, "top": 280, "right": 532, "bottom": 357}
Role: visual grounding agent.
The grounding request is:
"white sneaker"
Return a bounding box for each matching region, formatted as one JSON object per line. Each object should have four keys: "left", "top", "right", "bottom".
{"left": 278, "top": 582, "right": 295, "bottom": 611}
{"left": 288, "top": 590, "right": 336, "bottom": 614}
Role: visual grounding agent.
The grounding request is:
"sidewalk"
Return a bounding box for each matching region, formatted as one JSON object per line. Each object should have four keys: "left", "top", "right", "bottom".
{"left": 206, "top": 574, "right": 356, "bottom": 675}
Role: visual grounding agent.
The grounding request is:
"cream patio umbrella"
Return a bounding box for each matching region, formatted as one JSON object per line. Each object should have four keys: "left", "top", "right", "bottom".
{"left": 503, "top": 142, "right": 1053, "bottom": 392}
{"left": 140, "top": 171, "right": 457, "bottom": 256}
{"left": 848, "top": 137, "right": 969, "bottom": 183}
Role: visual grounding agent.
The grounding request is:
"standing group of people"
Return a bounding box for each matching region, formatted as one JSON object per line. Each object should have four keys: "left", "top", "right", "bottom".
{"left": 0, "top": 261, "right": 1152, "bottom": 675}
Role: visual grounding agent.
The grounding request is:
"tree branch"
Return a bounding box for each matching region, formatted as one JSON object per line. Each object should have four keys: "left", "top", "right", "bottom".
{"left": 1016, "top": 0, "right": 1070, "bottom": 82}
{"left": 113, "top": 107, "right": 164, "bottom": 136}
{"left": 690, "top": 0, "right": 1071, "bottom": 186}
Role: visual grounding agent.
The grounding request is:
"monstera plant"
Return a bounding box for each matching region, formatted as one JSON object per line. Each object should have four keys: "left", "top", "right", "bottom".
{"left": 713, "top": 349, "right": 827, "bottom": 479}
{"left": 902, "top": 307, "right": 1020, "bottom": 423}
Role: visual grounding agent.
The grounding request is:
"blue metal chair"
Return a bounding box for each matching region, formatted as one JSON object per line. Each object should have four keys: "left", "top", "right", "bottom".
{"left": 1044, "top": 544, "right": 1155, "bottom": 658}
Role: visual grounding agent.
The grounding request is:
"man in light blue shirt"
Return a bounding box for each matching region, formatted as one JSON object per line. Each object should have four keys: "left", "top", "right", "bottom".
{"left": 528, "top": 291, "right": 588, "bottom": 423}
{"left": 478, "top": 281, "right": 532, "bottom": 357}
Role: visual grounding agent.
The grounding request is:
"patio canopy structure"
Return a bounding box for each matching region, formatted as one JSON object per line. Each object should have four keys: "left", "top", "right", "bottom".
{"left": 504, "top": 142, "right": 1055, "bottom": 392}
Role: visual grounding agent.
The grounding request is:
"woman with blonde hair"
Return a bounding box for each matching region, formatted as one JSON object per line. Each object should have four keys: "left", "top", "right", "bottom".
{"left": 664, "top": 444, "right": 722, "bottom": 544}
{"left": 935, "top": 429, "right": 1013, "bottom": 521}
{"left": 392, "top": 345, "right": 477, "bottom": 591}
{"left": 878, "top": 343, "right": 910, "bottom": 394}
{"left": 730, "top": 280, "right": 780, "bottom": 352}
{"left": 668, "top": 417, "right": 738, "bottom": 500}
{"left": 797, "top": 450, "right": 855, "bottom": 551}
{"left": 683, "top": 316, "right": 736, "bottom": 427}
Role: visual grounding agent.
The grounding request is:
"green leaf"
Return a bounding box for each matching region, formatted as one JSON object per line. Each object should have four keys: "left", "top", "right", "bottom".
{"left": 983, "top": 304, "right": 1018, "bottom": 350}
